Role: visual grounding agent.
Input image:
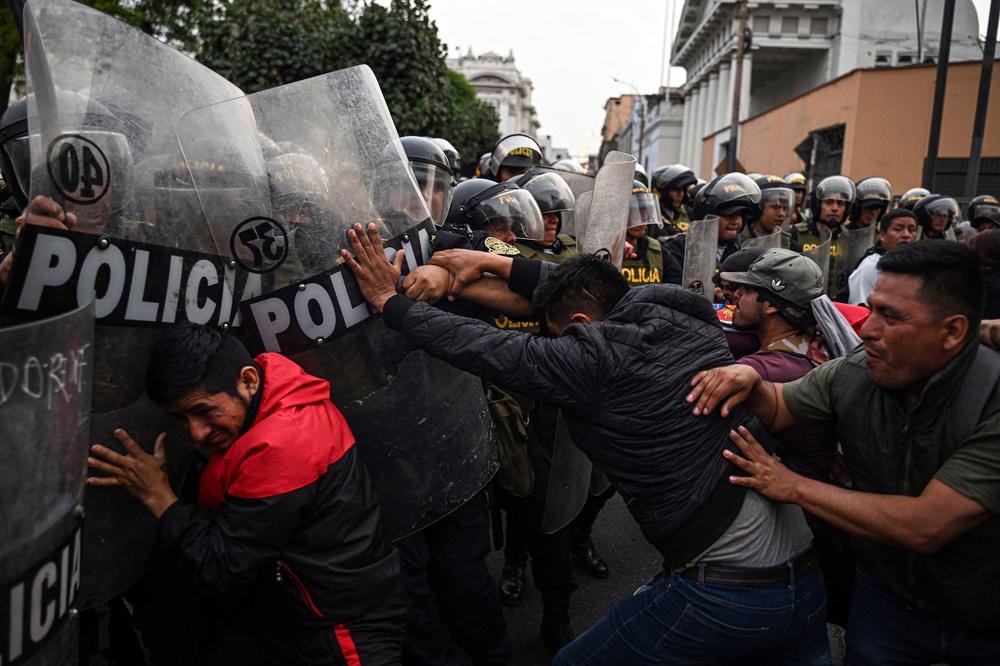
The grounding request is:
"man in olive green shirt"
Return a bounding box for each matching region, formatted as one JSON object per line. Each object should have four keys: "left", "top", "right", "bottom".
{"left": 688, "top": 240, "right": 1000, "bottom": 663}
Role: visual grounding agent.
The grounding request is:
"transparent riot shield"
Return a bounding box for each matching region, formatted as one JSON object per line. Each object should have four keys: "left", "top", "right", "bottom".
{"left": 541, "top": 411, "right": 592, "bottom": 534}
{"left": 177, "top": 65, "right": 498, "bottom": 540}
{"left": 742, "top": 228, "right": 783, "bottom": 250}
{"left": 802, "top": 225, "right": 833, "bottom": 291}
{"left": 0, "top": 303, "right": 93, "bottom": 665}
{"left": 830, "top": 224, "right": 876, "bottom": 300}
{"left": 525, "top": 165, "right": 595, "bottom": 237}
{"left": 682, "top": 216, "right": 720, "bottom": 299}
{"left": 578, "top": 151, "right": 635, "bottom": 269}
{"left": 2, "top": 0, "right": 257, "bottom": 608}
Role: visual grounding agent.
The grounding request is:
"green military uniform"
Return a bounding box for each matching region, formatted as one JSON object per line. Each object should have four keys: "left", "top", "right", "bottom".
{"left": 620, "top": 236, "right": 664, "bottom": 287}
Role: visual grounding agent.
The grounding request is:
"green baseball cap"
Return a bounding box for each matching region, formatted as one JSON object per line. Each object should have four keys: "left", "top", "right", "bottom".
{"left": 720, "top": 248, "right": 824, "bottom": 308}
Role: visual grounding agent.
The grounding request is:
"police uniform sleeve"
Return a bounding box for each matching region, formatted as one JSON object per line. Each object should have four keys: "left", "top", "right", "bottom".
{"left": 780, "top": 357, "right": 846, "bottom": 424}
{"left": 935, "top": 409, "right": 1000, "bottom": 514}
{"left": 382, "top": 294, "right": 604, "bottom": 410}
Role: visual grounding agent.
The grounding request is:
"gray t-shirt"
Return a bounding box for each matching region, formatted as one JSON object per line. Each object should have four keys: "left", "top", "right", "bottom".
{"left": 686, "top": 491, "right": 813, "bottom": 568}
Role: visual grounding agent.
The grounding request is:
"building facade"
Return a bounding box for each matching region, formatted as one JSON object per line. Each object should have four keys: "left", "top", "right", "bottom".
{"left": 447, "top": 48, "right": 541, "bottom": 140}
{"left": 613, "top": 88, "right": 686, "bottom": 175}
{"left": 671, "top": 0, "right": 983, "bottom": 178}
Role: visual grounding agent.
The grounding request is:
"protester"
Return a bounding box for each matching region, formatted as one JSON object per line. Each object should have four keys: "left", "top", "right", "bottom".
{"left": 689, "top": 240, "right": 1000, "bottom": 663}
{"left": 87, "top": 324, "right": 407, "bottom": 665}
{"left": 848, "top": 207, "right": 918, "bottom": 305}
{"left": 343, "top": 223, "right": 830, "bottom": 664}
{"left": 970, "top": 229, "right": 1000, "bottom": 319}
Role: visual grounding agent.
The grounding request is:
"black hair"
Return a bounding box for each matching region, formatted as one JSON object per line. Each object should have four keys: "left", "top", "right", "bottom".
{"left": 534, "top": 254, "right": 630, "bottom": 328}
{"left": 878, "top": 207, "right": 917, "bottom": 233}
{"left": 876, "top": 240, "right": 983, "bottom": 334}
{"left": 970, "top": 229, "right": 1000, "bottom": 272}
{"left": 145, "top": 322, "right": 255, "bottom": 405}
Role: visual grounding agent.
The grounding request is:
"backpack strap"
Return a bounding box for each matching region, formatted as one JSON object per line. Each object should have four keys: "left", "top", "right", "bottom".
{"left": 951, "top": 344, "right": 1000, "bottom": 445}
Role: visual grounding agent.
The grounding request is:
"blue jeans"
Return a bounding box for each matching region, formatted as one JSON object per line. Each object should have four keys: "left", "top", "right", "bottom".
{"left": 553, "top": 563, "right": 831, "bottom": 665}
{"left": 846, "top": 568, "right": 1000, "bottom": 665}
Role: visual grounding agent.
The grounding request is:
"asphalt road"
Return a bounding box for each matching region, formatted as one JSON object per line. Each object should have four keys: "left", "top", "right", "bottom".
{"left": 484, "top": 492, "right": 662, "bottom": 665}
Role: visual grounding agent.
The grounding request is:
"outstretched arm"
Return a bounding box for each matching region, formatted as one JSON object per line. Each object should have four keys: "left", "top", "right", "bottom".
{"left": 687, "top": 364, "right": 799, "bottom": 431}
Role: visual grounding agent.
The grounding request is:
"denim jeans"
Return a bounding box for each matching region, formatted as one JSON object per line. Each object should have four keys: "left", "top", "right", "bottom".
{"left": 553, "top": 563, "right": 831, "bottom": 665}
{"left": 846, "top": 568, "right": 1000, "bottom": 665}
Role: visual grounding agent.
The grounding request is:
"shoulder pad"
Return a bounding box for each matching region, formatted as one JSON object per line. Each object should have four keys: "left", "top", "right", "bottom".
{"left": 558, "top": 234, "right": 577, "bottom": 248}
{"left": 646, "top": 236, "right": 662, "bottom": 252}
{"left": 483, "top": 236, "right": 520, "bottom": 256}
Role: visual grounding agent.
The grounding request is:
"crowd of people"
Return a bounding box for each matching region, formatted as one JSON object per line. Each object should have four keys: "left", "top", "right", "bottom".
{"left": 2, "top": 37, "right": 1000, "bottom": 664}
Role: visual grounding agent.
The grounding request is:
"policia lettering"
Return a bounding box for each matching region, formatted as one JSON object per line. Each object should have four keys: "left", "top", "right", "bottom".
{"left": 620, "top": 237, "right": 664, "bottom": 286}
{"left": 1, "top": 527, "right": 82, "bottom": 666}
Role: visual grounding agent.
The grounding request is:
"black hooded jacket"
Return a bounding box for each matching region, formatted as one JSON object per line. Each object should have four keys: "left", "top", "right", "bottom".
{"left": 382, "top": 277, "right": 754, "bottom": 561}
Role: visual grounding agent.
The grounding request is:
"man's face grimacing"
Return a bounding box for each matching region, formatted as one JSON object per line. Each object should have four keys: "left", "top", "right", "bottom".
{"left": 819, "top": 198, "right": 846, "bottom": 226}
{"left": 732, "top": 285, "right": 766, "bottom": 330}
{"left": 860, "top": 273, "right": 969, "bottom": 396}
{"left": 880, "top": 216, "right": 918, "bottom": 251}
{"left": 718, "top": 213, "right": 743, "bottom": 241}
{"left": 165, "top": 366, "right": 260, "bottom": 453}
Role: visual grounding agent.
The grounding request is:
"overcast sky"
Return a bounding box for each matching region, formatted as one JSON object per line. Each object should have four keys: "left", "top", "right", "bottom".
{"left": 427, "top": 0, "right": 995, "bottom": 160}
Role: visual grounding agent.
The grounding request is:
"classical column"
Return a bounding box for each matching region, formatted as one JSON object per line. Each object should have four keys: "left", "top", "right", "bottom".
{"left": 716, "top": 60, "right": 731, "bottom": 133}
{"left": 678, "top": 89, "right": 694, "bottom": 166}
{"left": 705, "top": 70, "right": 720, "bottom": 137}
{"left": 691, "top": 81, "right": 709, "bottom": 176}
{"left": 739, "top": 51, "right": 752, "bottom": 121}
{"left": 685, "top": 83, "right": 703, "bottom": 167}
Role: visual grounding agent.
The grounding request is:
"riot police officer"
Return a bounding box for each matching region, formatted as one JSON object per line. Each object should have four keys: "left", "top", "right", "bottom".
{"left": 898, "top": 186, "right": 930, "bottom": 210}
{"left": 789, "top": 174, "right": 855, "bottom": 252}
{"left": 969, "top": 194, "right": 1000, "bottom": 232}
{"left": 914, "top": 194, "right": 961, "bottom": 240}
{"left": 633, "top": 162, "right": 649, "bottom": 187}
{"left": 441, "top": 177, "right": 541, "bottom": 254}
{"left": 651, "top": 163, "right": 696, "bottom": 236}
{"left": 430, "top": 137, "right": 462, "bottom": 181}
{"left": 850, "top": 177, "right": 892, "bottom": 228}
{"left": 621, "top": 180, "right": 672, "bottom": 286}
{"left": 663, "top": 172, "right": 762, "bottom": 290}
{"left": 742, "top": 175, "right": 795, "bottom": 242}
{"left": 401, "top": 136, "right": 454, "bottom": 226}
{"left": 488, "top": 133, "right": 544, "bottom": 182}
{"left": 784, "top": 171, "right": 808, "bottom": 225}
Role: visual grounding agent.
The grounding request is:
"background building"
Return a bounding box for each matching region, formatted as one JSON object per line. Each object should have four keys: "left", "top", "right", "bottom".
{"left": 670, "top": 0, "right": 983, "bottom": 178}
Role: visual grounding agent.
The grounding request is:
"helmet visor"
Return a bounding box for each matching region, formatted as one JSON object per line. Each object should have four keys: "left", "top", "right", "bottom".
{"left": 3, "top": 135, "right": 30, "bottom": 198}
{"left": 974, "top": 204, "right": 1000, "bottom": 221}
{"left": 409, "top": 161, "right": 454, "bottom": 227}
{"left": 816, "top": 176, "right": 855, "bottom": 203}
{"left": 926, "top": 197, "right": 960, "bottom": 228}
{"left": 628, "top": 190, "right": 663, "bottom": 229}
{"left": 477, "top": 187, "right": 545, "bottom": 241}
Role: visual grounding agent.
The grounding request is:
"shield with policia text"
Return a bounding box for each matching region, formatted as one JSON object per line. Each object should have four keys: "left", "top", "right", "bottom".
{"left": 1, "top": 0, "right": 260, "bottom": 608}
{"left": 176, "top": 65, "right": 498, "bottom": 540}
{"left": 540, "top": 150, "right": 634, "bottom": 533}
{"left": 0, "top": 304, "right": 93, "bottom": 666}
{"left": 830, "top": 224, "right": 876, "bottom": 300}
{"left": 802, "top": 225, "right": 833, "bottom": 295}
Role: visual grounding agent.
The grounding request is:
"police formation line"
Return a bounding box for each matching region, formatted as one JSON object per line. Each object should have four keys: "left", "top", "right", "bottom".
{"left": 3, "top": 4, "right": 1000, "bottom": 666}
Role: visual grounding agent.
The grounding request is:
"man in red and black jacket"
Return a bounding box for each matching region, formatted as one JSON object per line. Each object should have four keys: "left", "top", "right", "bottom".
{"left": 88, "top": 323, "right": 406, "bottom": 665}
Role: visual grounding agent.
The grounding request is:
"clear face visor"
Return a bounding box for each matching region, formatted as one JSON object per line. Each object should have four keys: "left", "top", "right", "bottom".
{"left": 409, "top": 161, "right": 454, "bottom": 227}
{"left": 477, "top": 188, "right": 545, "bottom": 241}
{"left": 926, "top": 198, "right": 960, "bottom": 229}
{"left": 628, "top": 191, "right": 663, "bottom": 229}
{"left": 974, "top": 204, "right": 1000, "bottom": 221}
{"left": 3, "top": 135, "right": 31, "bottom": 198}
{"left": 759, "top": 187, "right": 794, "bottom": 218}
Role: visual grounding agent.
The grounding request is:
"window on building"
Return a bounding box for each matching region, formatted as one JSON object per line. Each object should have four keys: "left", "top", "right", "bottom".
{"left": 874, "top": 50, "right": 892, "bottom": 67}
{"left": 810, "top": 17, "right": 828, "bottom": 35}
{"left": 782, "top": 16, "right": 799, "bottom": 34}
{"left": 753, "top": 15, "right": 769, "bottom": 34}
{"left": 897, "top": 53, "right": 914, "bottom": 65}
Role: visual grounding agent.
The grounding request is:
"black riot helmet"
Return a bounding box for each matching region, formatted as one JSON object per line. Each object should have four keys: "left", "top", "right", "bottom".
{"left": 633, "top": 162, "right": 649, "bottom": 187}
{"left": 430, "top": 137, "right": 461, "bottom": 176}
{"left": 851, "top": 177, "right": 892, "bottom": 223}
{"left": 475, "top": 152, "right": 490, "bottom": 178}
{"left": 748, "top": 174, "right": 795, "bottom": 225}
{"left": 551, "top": 158, "right": 585, "bottom": 173}
{"left": 443, "top": 177, "right": 545, "bottom": 242}
{"left": 0, "top": 99, "right": 28, "bottom": 210}
{"left": 968, "top": 194, "right": 1000, "bottom": 230}
{"left": 808, "top": 175, "right": 856, "bottom": 226}
{"left": 651, "top": 164, "right": 697, "bottom": 202}
{"left": 628, "top": 180, "right": 663, "bottom": 230}
{"left": 914, "top": 194, "right": 961, "bottom": 236}
{"left": 514, "top": 171, "right": 575, "bottom": 236}
{"left": 783, "top": 171, "right": 807, "bottom": 193}
{"left": 267, "top": 152, "right": 331, "bottom": 225}
{"left": 690, "top": 172, "right": 762, "bottom": 222}
{"left": 898, "top": 187, "right": 930, "bottom": 210}
{"left": 488, "top": 133, "right": 543, "bottom": 181}
{"left": 401, "top": 136, "right": 454, "bottom": 226}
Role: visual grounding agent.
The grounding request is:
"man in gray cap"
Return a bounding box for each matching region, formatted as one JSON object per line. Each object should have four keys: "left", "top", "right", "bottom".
{"left": 721, "top": 248, "right": 852, "bottom": 625}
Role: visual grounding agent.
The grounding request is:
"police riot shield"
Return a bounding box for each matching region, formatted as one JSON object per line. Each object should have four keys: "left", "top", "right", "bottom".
{"left": 525, "top": 165, "right": 595, "bottom": 237}
{"left": 802, "top": 225, "right": 833, "bottom": 296}
{"left": 578, "top": 151, "right": 635, "bottom": 268}
{"left": 0, "top": 0, "right": 257, "bottom": 608}
{"left": 682, "top": 216, "right": 720, "bottom": 299}
{"left": 541, "top": 411, "right": 592, "bottom": 534}
{"left": 176, "top": 66, "right": 498, "bottom": 540}
{"left": 741, "top": 228, "right": 783, "bottom": 250}
{"left": 0, "top": 303, "right": 93, "bottom": 666}
{"left": 830, "top": 224, "right": 876, "bottom": 300}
